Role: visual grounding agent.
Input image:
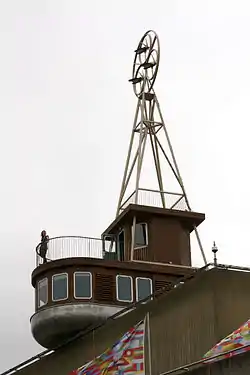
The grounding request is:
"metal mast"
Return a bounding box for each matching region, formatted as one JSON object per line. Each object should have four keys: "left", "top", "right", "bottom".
{"left": 116, "top": 30, "right": 207, "bottom": 264}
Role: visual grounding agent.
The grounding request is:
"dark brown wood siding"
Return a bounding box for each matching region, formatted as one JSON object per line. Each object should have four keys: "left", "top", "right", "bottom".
{"left": 33, "top": 261, "right": 188, "bottom": 312}
{"left": 95, "top": 273, "right": 115, "bottom": 302}
{"left": 150, "top": 216, "right": 191, "bottom": 265}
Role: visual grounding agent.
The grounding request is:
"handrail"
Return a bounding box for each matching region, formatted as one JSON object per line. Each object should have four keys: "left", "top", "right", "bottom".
{"left": 35, "top": 235, "right": 104, "bottom": 252}
{"left": 119, "top": 188, "right": 187, "bottom": 212}
{"left": 2, "top": 262, "right": 250, "bottom": 375}
{"left": 35, "top": 235, "right": 115, "bottom": 266}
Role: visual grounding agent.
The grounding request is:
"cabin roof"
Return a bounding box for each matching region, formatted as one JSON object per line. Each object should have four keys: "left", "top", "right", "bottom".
{"left": 102, "top": 204, "right": 205, "bottom": 236}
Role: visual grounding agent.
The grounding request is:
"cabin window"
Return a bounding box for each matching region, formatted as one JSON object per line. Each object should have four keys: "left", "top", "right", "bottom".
{"left": 116, "top": 275, "right": 133, "bottom": 302}
{"left": 136, "top": 277, "right": 152, "bottom": 302}
{"left": 134, "top": 223, "right": 148, "bottom": 248}
{"left": 37, "top": 278, "right": 48, "bottom": 308}
{"left": 52, "top": 273, "right": 68, "bottom": 301}
{"left": 74, "top": 272, "right": 92, "bottom": 299}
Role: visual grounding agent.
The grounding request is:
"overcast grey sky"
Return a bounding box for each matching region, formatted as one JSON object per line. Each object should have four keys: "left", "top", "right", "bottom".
{"left": 1, "top": 0, "right": 250, "bottom": 372}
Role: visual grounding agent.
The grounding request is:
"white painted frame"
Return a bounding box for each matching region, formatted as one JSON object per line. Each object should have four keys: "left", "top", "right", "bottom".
{"left": 37, "top": 278, "right": 48, "bottom": 308}
{"left": 133, "top": 222, "right": 148, "bottom": 249}
{"left": 52, "top": 273, "right": 68, "bottom": 302}
{"left": 73, "top": 271, "right": 92, "bottom": 299}
{"left": 135, "top": 277, "right": 153, "bottom": 302}
{"left": 116, "top": 274, "right": 133, "bottom": 302}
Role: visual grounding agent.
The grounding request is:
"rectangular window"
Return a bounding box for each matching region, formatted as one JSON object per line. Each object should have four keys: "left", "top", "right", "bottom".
{"left": 134, "top": 223, "right": 148, "bottom": 248}
{"left": 37, "top": 278, "right": 48, "bottom": 308}
{"left": 136, "top": 277, "right": 152, "bottom": 302}
{"left": 74, "top": 272, "right": 92, "bottom": 299}
{"left": 52, "top": 273, "right": 68, "bottom": 301}
{"left": 116, "top": 275, "right": 133, "bottom": 302}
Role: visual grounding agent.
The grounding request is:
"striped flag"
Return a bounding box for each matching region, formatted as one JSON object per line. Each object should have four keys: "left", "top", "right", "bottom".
{"left": 203, "top": 318, "right": 250, "bottom": 363}
{"left": 70, "top": 321, "right": 145, "bottom": 375}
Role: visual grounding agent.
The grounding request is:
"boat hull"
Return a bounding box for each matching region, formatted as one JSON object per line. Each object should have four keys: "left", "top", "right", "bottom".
{"left": 30, "top": 302, "right": 123, "bottom": 349}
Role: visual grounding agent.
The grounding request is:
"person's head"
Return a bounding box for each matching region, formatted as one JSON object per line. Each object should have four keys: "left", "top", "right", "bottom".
{"left": 41, "top": 230, "right": 46, "bottom": 237}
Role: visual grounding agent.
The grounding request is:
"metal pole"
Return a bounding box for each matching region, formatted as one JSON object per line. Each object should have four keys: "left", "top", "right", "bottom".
{"left": 122, "top": 132, "right": 147, "bottom": 197}
{"left": 147, "top": 97, "right": 166, "bottom": 208}
{"left": 116, "top": 99, "right": 140, "bottom": 217}
{"left": 146, "top": 312, "right": 152, "bottom": 375}
{"left": 131, "top": 216, "right": 136, "bottom": 261}
{"left": 134, "top": 81, "right": 147, "bottom": 204}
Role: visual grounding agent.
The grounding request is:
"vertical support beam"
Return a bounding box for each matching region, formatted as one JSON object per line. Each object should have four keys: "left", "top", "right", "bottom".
{"left": 134, "top": 87, "right": 146, "bottom": 204}
{"left": 146, "top": 312, "right": 152, "bottom": 375}
{"left": 148, "top": 97, "right": 166, "bottom": 208}
{"left": 154, "top": 95, "right": 183, "bottom": 186}
{"left": 116, "top": 99, "right": 140, "bottom": 217}
{"left": 131, "top": 215, "right": 136, "bottom": 261}
{"left": 122, "top": 132, "right": 146, "bottom": 199}
{"left": 154, "top": 136, "right": 166, "bottom": 207}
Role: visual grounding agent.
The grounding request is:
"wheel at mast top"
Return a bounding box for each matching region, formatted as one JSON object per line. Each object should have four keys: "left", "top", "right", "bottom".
{"left": 129, "top": 30, "right": 160, "bottom": 97}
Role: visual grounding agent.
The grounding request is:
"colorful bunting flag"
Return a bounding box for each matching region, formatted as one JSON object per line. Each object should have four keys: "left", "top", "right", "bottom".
{"left": 70, "top": 321, "right": 145, "bottom": 375}
{"left": 203, "top": 318, "right": 250, "bottom": 363}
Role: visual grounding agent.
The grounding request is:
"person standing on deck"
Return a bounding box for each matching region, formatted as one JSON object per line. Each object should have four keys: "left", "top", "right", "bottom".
{"left": 40, "top": 230, "right": 49, "bottom": 264}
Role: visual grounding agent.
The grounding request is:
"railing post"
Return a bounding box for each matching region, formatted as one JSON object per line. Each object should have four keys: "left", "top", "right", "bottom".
{"left": 101, "top": 235, "right": 105, "bottom": 258}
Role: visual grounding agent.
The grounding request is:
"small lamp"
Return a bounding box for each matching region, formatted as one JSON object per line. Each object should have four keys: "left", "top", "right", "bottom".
{"left": 212, "top": 241, "right": 218, "bottom": 266}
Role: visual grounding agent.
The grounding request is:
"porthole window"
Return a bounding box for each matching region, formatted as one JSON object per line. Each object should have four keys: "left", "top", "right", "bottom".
{"left": 37, "top": 278, "right": 48, "bottom": 308}
{"left": 136, "top": 277, "right": 152, "bottom": 302}
{"left": 74, "top": 272, "right": 92, "bottom": 299}
{"left": 134, "top": 223, "right": 148, "bottom": 248}
{"left": 116, "top": 275, "right": 133, "bottom": 302}
{"left": 52, "top": 273, "right": 68, "bottom": 301}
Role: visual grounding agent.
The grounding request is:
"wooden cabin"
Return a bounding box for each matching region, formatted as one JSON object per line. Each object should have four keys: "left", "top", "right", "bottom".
{"left": 31, "top": 203, "right": 205, "bottom": 349}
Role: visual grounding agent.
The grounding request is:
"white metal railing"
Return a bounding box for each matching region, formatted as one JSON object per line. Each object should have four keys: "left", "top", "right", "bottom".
{"left": 35, "top": 236, "right": 116, "bottom": 266}
{"left": 119, "top": 188, "right": 188, "bottom": 213}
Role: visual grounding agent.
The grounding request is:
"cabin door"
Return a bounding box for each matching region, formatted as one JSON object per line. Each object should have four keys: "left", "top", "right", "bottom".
{"left": 118, "top": 230, "right": 125, "bottom": 261}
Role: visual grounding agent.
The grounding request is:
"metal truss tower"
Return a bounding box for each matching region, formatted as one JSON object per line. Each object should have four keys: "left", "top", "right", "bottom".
{"left": 116, "top": 30, "right": 207, "bottom": 264}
